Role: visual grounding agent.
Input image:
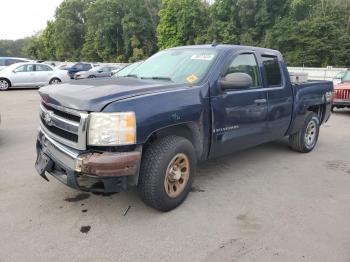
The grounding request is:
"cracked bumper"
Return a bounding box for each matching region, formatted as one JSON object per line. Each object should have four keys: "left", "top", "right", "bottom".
{"left": 35, "top": 129, "right": 141, "bottom": 193}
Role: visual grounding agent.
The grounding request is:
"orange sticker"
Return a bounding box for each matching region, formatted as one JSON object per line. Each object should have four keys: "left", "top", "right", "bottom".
{"left": 186, "top": 74, "right": 198, "bottom": 84}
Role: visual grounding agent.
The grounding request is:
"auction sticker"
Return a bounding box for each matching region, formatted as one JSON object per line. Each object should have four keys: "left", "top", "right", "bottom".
{"left": 190, "top": 54, "right": 215, "bottom": 61}
{"left": 186, "top": 74, "right": 198, "bottom": 84}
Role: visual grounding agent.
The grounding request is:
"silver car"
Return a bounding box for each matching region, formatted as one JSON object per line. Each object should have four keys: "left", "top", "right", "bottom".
{"left": 0, "top": 63, "right": 70, "bottom": 91}
{"left": 74, "top": 66, "right": 121, "bottom": 80}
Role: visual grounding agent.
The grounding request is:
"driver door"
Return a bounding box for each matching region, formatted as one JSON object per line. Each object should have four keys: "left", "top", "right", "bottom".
{"left": 210, "top": 52, "right": 269, "bottom": 158}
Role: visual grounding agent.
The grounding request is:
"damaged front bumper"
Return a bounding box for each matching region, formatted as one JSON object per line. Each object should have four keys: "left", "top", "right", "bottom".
{"left": 35, "top": 129, "right": 141, "bottom": 193}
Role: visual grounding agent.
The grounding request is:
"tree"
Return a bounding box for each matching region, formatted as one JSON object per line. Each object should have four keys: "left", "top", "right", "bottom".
{"left": 53, "top": 0, "right": 93, "bottom": 61}
{"left": 156, "top": 0, "right": 210, "bottom": 49}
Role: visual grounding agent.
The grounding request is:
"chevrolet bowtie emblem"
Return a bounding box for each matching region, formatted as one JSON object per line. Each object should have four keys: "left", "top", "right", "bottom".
{"left": 44, "top": 111, "right": 54, "bottom": 126}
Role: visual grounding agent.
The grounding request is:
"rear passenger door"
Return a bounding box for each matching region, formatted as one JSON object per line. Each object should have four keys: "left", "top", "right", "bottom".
{"left": 210, "top": 52, "right": 269, "bottom": 158}
{"left": 35, "top": 64, "right": 54, "bottom": 85}
{"left": 261, "top": 55, "right": 293, "bottom": 140}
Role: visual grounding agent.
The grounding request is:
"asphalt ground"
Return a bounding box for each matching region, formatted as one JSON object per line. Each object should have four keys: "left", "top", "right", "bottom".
{"left": 0, "top": 89, "right": 350, "bottom": 262}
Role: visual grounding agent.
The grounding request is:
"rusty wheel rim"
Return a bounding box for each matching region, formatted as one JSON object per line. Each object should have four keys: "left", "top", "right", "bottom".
{"left": 164, "top": 153, "right": 190, "bottom": 198}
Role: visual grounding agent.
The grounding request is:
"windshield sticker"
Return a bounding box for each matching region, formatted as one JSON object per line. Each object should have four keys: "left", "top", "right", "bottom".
{"left": 190, "top": 54, "right": 215, "bottom": 61}
{"left": 186, "top": 74, "right": 198, "bottom": 84}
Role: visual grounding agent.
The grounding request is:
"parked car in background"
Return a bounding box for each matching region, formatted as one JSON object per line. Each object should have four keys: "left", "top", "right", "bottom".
{"left": 74, "top": 65, "right": 121, "bottom": 80}
{"left": 333, "top": 70, "right": 350, "bottom": 110}
{"left": 64, "top": 63, "right": 98, "bottom": 79}
{"left": 110, "top": 64, "right": 129, "bottom": 75}
{"left": 0, "top": 57, "right": 31, "bottom": 70}
{"left": 113, "top": 61, "right": 143, "bottom": 77}
{"left": 0, "top": 63, "right": 70, "bottom": 91}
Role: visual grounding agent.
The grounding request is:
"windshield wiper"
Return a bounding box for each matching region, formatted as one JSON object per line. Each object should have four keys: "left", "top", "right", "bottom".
{"left": 141, "top": 76, "right": 173, "bottom": 82}
{"left": 125, "top": 74, "right": 138, "bottom": 78}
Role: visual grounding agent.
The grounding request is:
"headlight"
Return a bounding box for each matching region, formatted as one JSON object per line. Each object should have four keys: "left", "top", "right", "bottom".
{"left": 88, "top": 112, "right": 136, "bottom": 146}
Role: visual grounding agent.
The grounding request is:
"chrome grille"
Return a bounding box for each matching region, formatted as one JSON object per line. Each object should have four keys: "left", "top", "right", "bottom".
{"left": 39, "top": 102, "right": 89, "bottom": 150}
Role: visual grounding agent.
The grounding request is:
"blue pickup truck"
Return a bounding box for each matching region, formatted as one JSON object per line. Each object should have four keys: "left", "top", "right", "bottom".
{"left": 36, "top": 44, "right": 333, "bottom": 211}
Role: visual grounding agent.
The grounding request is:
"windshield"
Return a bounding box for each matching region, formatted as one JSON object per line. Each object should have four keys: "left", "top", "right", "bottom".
{"left": 115, "top": 62, "right": 143, "bottom": 77}
{"left": 342, "top": 71, "right": 350, "bottom": 82}
{"left": 125, "top": 49, "right": 218, "bottom": 84}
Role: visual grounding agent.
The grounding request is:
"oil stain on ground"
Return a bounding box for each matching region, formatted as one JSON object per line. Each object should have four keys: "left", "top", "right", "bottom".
{"left": 80, "top": 226, "right": 91, "bottom": 234}
{"left": 64, "top": 193, "right": 90, "bottom": 202}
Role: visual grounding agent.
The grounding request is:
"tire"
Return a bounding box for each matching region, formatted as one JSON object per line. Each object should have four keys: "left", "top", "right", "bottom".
{"left": 138, "top": 136, "right": 196, "bottom": 212}
{"left": 0, "top": 79, "right": 10, "bottom": 91}
{"left": 49, "top": 78, "right": 61, "bottom": 85}
{"left": 289, "top": 112, "right": 320, "bottom": 153}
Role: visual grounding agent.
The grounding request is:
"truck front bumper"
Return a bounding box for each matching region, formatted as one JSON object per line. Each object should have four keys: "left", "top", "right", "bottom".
{"left": 333, "top": 99, "right": 350, "bottom": 108}
{"left": 35, "top": 129, "right": 141, "bottom": 193}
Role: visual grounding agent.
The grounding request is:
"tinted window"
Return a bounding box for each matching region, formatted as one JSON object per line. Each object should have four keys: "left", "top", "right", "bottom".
{"left": 14, "top": 64, "right": 34, "bottom": 72}
{"left": 225, "top": 53, "right": 261, "bottom": 88}
{"left": 75, "top": 64, "right": 84, "bottom": 70}
{"left": 36, "top": 64, "right": 52, "bottom": 71}
{"left": 83, "top": 64, "right": 92, "bottom": 70}
{"left": 262, "top": 56, "right": 282, "bottom": 87}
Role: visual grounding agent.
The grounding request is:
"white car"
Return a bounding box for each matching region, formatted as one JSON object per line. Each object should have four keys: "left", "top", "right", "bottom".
{"left": 0, "top": 63, "right": 70, "bottom": 91}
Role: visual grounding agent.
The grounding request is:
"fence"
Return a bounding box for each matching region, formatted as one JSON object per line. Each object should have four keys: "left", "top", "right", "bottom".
{"left": 288, "top": 67, "right": 348, "bottom": 81}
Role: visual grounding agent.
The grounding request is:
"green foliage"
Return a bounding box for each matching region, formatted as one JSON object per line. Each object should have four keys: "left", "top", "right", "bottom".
{"left": 0, "top": 39, "right": 27, "bottom": 57}
{"left": 11, "top": 0, "right": 350, "bottom": 67}
{"left": 156, "top": 0, "right": 210, "bottom": 49}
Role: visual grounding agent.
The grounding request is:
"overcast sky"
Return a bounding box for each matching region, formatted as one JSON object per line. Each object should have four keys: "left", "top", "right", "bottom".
{"left": 0, "top": 0, "right": 64, "bottom": 40}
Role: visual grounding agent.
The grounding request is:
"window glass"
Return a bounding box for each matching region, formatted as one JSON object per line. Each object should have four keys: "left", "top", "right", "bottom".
{"left": 75, "top": 64, "right": 84, "bottom": 70}
{"left": 262, "top": 56, "right": 282, "bottom": 87}
{"left": 36, "top": 64, "right": 52, "bottom": 71}
{"left": 342, "top": 71, "right": 350, "bottom": 82}
{"left": 0, "top": 59, "right": 5, "bottom": 66}
{"left": 14, "top": 64, "right": 34, "bottom": 72}
{"left": 83, "top": 64, "right": 92, "bottom": 70}
{"left": 130, "top": 49, "right": 218, "bottom": 84}
{"left": 225, "top": 53, "right": 261, "bottom": 88}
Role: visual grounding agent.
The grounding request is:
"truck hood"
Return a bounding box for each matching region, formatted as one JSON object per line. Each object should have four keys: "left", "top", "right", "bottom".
{"left": 335, "top": 82, "right": 350, "bottom": 90}
{"left": 39, "top": 77, "right": 184, "bottom": 112}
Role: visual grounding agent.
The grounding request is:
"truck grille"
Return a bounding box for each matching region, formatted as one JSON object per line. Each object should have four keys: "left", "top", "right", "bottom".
{"left": 334, "top": 89, "right": 350, "bottom": 100}
{"left": 39, "top": 102, "right": 89, "bottom": 150}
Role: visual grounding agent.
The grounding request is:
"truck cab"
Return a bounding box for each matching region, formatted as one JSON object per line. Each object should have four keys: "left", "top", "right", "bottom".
{"left": 36, "top": 45, "right": 333, "bottom": 211}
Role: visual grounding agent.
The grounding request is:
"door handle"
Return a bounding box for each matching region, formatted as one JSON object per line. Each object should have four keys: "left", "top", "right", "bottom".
{"left": 254, "top": 99, "right": 267, "bottom": 104}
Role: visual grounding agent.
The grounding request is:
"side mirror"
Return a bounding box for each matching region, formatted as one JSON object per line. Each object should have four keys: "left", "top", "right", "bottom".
{"left": 12, "top": 70, "right": 17, "bottom": 73}
{"left": 219, "top": 73, "right": 252, "bottom": 91}
{"left": 98, "top": 70, "right": 103, "bottom": 73}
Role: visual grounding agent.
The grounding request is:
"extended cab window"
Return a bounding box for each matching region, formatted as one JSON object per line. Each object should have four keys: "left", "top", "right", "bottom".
{"left": 225, "top": 53, "right": 261, "bottom": 88}
{"left": 262, "top": 56, "right": 282, "bottom": 87}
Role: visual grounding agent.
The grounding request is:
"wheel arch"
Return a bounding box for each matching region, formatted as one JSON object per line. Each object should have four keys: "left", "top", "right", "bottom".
{"left": 143, "top": 122, "right": 205, "bottom": 161}
{"left": 0, "top": 77, "right": 12, "bottom": 87}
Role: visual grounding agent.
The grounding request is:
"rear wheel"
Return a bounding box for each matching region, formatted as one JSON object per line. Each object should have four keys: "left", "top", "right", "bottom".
{"left": 0, "top": 79, "right": 10, "bottom": 91}
{"left": 289, "top": 112, "right": 320, "bottom": 153}
{"left": 49, "top": 78, "right": 61, "bottom": 85}
{"left": 138, "top": 136, "right": 196, "bottom": 212}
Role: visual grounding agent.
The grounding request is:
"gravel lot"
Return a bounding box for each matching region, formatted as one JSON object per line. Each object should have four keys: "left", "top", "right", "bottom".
{"left": 0, "top": 89, "right": 350, "bottom": 262}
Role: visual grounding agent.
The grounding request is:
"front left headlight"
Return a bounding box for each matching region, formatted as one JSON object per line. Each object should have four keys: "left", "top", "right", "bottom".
{"left": 88, "top": 112, "right": 136, "bottom": 146}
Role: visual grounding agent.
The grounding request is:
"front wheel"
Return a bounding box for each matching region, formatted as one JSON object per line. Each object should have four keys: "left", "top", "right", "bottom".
{"left": 138, "top": 136, "right": 196, "bottom": 212}
{"left": 289, "top": 112, "right": 320, "bottom": 153}
{"left": 0, "top": 79, "right": 10, "bottom": 91}
{"left": 49, "top": 78, "right": 61, "bottom": 85}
